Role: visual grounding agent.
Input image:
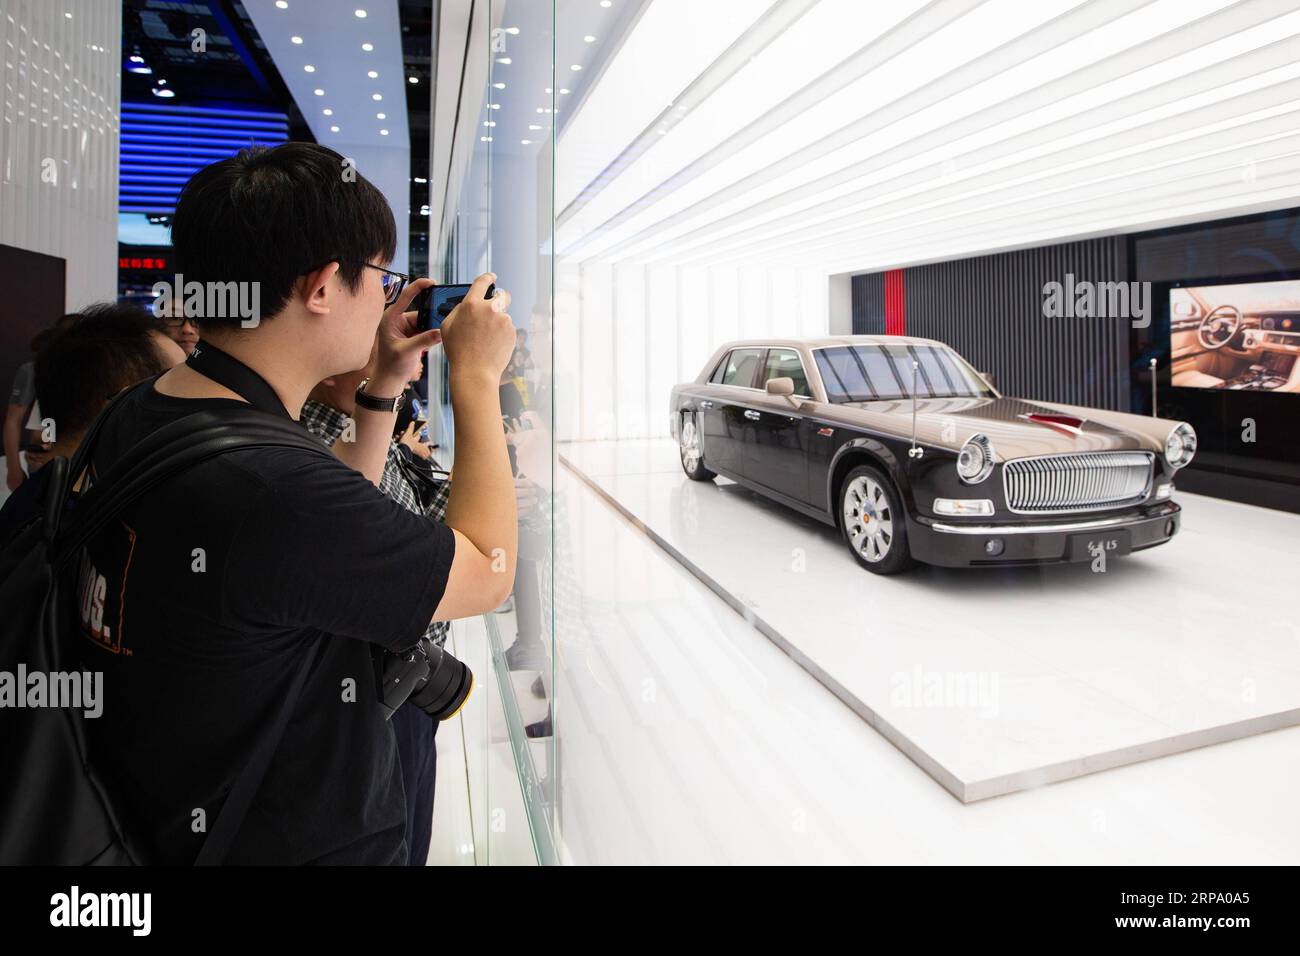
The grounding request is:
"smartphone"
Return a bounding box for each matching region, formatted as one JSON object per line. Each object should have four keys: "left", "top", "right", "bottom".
{"left": 413, "top": 282, "right": 496, "bottom": 332}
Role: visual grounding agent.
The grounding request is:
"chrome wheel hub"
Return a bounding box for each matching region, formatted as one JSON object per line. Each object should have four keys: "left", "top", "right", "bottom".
{"left": 681, "top": 418, "right": 701, "bottom": 471}
{"left": 843, "top": 475, "right": 893, "bottom": 562}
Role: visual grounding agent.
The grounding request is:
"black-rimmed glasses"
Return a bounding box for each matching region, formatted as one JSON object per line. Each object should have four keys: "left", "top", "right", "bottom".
{"left": 363, "top": 262, "right": 410, "bottom": 305}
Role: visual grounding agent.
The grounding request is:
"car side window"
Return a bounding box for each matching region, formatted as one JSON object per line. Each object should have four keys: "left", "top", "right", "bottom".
{"left": 709, "top": 353, "right": 732, "bottom": 384}
{"left": 761, "top": 349, "right": 810, "bottom": 397}
{"left": 715, "top": 348, "right": 764, "bottom": 388}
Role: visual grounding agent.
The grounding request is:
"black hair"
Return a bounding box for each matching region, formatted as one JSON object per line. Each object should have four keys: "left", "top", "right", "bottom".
{"left": 169, "top": 142, "right": 397, "bottom": 328}
{"left": 34, "top": 302, "right": 173, "bottom": 438}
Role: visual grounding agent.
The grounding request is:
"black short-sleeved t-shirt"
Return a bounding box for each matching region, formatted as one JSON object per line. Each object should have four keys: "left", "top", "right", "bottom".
{"left": 77, "top": 383, "right": 455, "bottom": 865}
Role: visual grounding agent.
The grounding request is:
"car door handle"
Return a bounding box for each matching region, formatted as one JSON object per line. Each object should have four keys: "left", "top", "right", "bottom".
{"left": 744, "top": 409, "right": 761, "bottom": 420}
{"left": 699, "top": 400, "right": 714, "bottom": 408}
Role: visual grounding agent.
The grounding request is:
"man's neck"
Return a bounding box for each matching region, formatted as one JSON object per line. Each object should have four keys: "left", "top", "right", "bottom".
{"left": 158, "top": 326, "right": 322, "bottom": 418}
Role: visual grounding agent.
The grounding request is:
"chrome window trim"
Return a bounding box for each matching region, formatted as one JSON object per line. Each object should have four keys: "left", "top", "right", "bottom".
{"left": 709, "top": 345, "right": 814, "bottom": 399}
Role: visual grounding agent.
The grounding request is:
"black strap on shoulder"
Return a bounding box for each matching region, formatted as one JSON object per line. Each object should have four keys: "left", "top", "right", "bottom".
{"left": 54, "top": 406, "right": 332, "bottom": 566}
{"left": 185, "top": 339, "right": 292, "bottom": 419}
{"left": 193, "top": 635, "right": 321, "bottom": 866}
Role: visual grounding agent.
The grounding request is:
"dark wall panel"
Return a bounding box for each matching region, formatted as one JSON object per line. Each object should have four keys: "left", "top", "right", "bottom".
{"left": 903, "top": 237, "right": 1131, "bottom": 410}
{"left": 850, "top": 271, "right": 884, "bottom": 334}
{"left": 0, "top": 243, "right": 66, "bottom": 404}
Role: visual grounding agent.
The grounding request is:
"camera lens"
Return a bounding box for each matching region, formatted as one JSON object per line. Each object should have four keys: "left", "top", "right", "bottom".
{"left": 406, "top": 642, "right": 474, "bottom": 720}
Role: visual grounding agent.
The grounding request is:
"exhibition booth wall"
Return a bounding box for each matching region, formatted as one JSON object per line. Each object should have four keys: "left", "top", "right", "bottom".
{"left": 850, "top": 206, "right": 1300, "bottom": 512}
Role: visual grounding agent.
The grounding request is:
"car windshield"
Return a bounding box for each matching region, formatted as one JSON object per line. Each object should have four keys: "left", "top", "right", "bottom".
{"left": 814, "top": 344, "right": 993, "bottom": 402}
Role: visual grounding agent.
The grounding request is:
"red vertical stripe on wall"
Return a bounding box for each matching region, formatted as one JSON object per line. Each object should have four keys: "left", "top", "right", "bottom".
{"left": 884, "top": 268, "right": 906, "bottom": 335}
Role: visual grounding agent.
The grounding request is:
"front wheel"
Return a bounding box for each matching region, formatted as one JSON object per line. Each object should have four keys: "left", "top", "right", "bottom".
{"left": 838, "top": 464, "right": 915, "bottom": 574}
{"left": 678, "top": 413, "right": 716, "bottom": 481}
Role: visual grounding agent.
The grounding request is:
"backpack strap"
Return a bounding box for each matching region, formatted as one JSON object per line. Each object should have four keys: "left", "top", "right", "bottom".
{"left": 53, "top": 406, "right": 333, "bottom": 566}
{"left": 194, "top": 635, "right": 321, "bottom": 866}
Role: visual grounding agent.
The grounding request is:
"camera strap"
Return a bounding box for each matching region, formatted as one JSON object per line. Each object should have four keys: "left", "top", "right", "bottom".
{"left": 186, "top": 339, "right": 292, "bottom": 419}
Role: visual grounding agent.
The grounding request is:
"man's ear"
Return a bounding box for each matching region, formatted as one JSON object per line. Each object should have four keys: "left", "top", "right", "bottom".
{"left": 300, "top": 261, "right": 341, "bottom": 316}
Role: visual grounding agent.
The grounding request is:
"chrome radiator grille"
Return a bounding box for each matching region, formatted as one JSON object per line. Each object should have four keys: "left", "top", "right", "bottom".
{"left": 1002, "top": 452, "right": 1153, "bottom": 514}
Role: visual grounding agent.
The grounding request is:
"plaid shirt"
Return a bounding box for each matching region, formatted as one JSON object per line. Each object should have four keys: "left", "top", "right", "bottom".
{"left": 300, "top": 399, "right": 449, "bottom": 646}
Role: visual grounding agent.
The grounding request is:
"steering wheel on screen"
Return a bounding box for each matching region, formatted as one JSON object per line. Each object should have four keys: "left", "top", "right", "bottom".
{"left": 1197, "top": 304, "right": 1242, "bottom": 351}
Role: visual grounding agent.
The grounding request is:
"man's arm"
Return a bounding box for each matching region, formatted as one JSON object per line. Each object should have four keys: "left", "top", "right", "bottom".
{"left": 430, "top": 274, "right": 519, "bottom": 621}
{"left": 331, "top": 277, "right": 439, "bottom": 486}
{"left": 5, "top": 404, "right": 28, "bottom": 491}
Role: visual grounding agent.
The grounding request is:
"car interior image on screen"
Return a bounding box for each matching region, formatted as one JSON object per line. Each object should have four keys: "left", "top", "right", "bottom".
{"left": 1169, "top": 280, "right": 1300, "bottom": 392}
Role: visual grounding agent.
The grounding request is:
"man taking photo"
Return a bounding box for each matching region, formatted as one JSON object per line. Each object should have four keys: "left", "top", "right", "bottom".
{"left": 78, "top": 142, "right": 517, "bottom": 864}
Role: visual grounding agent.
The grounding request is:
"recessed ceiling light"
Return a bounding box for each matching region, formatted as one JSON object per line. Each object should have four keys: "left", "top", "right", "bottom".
{"left": 361, "top": 42, "right": 373, "bottom": 51}
{"left": 313, "top": 88, "right": 324, "bottom": 95}
{"left": 600, "top": 0, "right": 612, "bottom": 6}
{"left": 367, "top": 70, "right": 378, "bottom": 78}
{"left": 354, "top": 8, "right": 367, "bottom": 17}
{"left": 151, "top": 88, "right": 174, "bottom": 98}
{"left": 408, "top": 76, "right": 418, "bottom": 84}
{"left": 521, "top": 139, "right": 531, "bottom": 145}
{"left": 480, "top": 136, "right": 492, "bottom": 142}
{"left": 373, "top": 112, "right": 384, "bottom": 120}
{"left": 156, "top": 78, "right": 167, "bottom": 85}
{"left": 291, "top": 36, "right": 303, "bottom": 44}
{"left": 584, "top": 35, "right": 595, "bottom": 42}
{"left": 65, "top": 10, "right": 72, "bottom": 16}
{"left": 372, "top": 93, "right": 382, "bottom": 101}
{"left": 505, "top": 27, "right": 519, "bottom": 35}
{"left": 330, "top": 125, "right": 340, "bottom": 132}
{"left": 489, "top": 103, "right": 500, "bottom": 109}
{"left": 379, "top": 129, "right": 388, "bottom": 136}
{"left": 528, "top": 124, "right": 541, "bottom": 130}
{"left": 544, "top": 87, "right": 552, "bottom": 94}
{"left": 413, "top": 177, "right": 427, "bottom": 184}
{"left": 483, "top": 121, "right": 495, "bottom": 127}
{"left": 303, "top": 64, "right": 315, "bottom": 73}
{"left": 570, "top": 64, "right": 582, "bottom": 71}
{"left": 323, "top": 108, "right": 333, "bottom": 115}
{"left": 559, "top": 88, "right": 570, "bottom": 95}
{"left": 493, "top": 82, "right": 505, "bottom": 89}
{"left": 129, "top": 55, "right": 144, "bottom": 63}
{"left": 496, "top": 57, "right": 511, "bottom": 64}
{"left": 276, "top": 0, "right": 288, "bottom": 8}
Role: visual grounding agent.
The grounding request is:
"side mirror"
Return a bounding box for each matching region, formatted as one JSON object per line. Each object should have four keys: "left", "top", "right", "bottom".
{"left": 765, "top": 377, "right": 795, "bottom": 397}
{"left": 980, "top": 371, "right": 996, "bottom": 390}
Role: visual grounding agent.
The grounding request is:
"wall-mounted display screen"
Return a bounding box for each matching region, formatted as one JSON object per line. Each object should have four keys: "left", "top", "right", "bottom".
{"left": 1169, "top": 280, "right": 1300, "bottom": 392}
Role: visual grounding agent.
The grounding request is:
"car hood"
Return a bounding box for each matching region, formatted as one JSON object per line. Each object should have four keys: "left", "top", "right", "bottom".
{"left": 827, "top": 395, "right": 1161, "bottom": 460}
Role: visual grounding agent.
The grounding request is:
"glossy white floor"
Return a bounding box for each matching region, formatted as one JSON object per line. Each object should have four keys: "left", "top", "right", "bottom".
{"left": 520, "top": 437, "right": 1300, "bottom": 863}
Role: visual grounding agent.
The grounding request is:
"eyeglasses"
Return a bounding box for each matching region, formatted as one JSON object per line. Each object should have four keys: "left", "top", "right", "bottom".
{"left": 362, "top": 262, "right": 410, "bottom": 305}
{"left": 163, "top": 315, "right": 198, "bottom": 328}
{"left": 305, "top": 260, "right": 410, "bottom": 306}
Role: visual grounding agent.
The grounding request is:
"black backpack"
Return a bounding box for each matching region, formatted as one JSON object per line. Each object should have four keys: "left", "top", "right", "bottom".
{"left": 0, "top": 387, "right": 335, "bottom": 865}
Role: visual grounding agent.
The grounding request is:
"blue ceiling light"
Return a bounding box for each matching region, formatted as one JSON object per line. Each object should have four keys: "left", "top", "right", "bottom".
{"left": 119, "top": 102, "right": 290, "bottom": 214}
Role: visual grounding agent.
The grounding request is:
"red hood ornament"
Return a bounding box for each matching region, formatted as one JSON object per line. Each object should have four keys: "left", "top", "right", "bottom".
{"left": 1019, "top": 412, "right": 1086, "bottom": 437}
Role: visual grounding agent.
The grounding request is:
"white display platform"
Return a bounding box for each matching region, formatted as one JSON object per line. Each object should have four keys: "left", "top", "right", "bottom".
{"left": 560, "top": 438, "right": 1300, "bottom": 803}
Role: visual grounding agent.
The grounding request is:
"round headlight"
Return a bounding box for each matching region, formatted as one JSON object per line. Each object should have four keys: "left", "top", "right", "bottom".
{"left": 1164, "top": 422, "right": 1197, "bottom": 469}
{"left": 956, "top": 434, "right": 994, "bottom": 483}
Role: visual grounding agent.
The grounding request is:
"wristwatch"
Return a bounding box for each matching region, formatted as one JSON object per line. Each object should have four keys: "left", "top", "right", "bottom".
{"left": 354, "top": 378, "right": 405, "bottom": 414}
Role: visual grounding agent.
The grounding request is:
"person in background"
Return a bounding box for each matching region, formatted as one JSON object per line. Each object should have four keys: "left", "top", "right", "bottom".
{"left": 5, "top": 315, "right": 82, "bottom": 491}
{"left": 161, "top": 300, "right": 200, "bottom": 355}
{"left": 0, "top": 303, "right": 186, "bottom": 542}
